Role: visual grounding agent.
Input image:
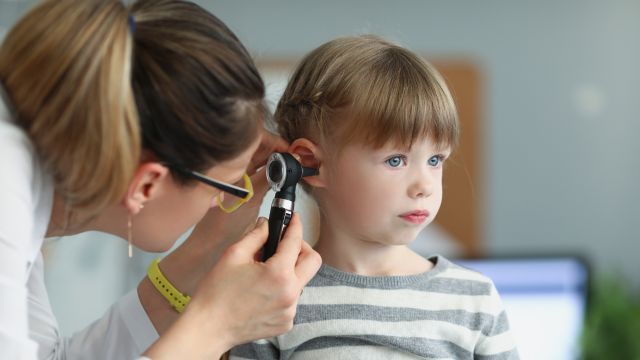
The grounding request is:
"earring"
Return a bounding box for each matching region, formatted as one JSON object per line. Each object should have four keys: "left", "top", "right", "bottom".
{"left": 128, "top": 214, "right": 133, "bottom": 258}
{"left": 128, "top": 204, "right": 144, "bottom": 258}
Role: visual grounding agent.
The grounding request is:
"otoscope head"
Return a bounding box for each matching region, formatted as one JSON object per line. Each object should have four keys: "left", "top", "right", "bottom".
{"left": 266, "top": 152, "right": 319, "bottom": 198}
{"left": 262, "top": 152, "right": 318, "bottom": 261}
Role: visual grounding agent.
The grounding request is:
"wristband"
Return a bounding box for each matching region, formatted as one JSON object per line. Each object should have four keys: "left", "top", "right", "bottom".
{"left": 147, "top": 258, "right": 191, "bottom": 313}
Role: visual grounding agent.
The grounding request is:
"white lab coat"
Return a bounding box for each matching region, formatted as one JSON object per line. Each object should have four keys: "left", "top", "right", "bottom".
{"left": 0, "top": 90, "right": 157, "bottom": 359}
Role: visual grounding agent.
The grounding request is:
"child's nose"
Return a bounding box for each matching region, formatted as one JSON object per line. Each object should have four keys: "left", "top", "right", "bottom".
{"left": 407, "top": 173, "right": 434, "bottom": 199}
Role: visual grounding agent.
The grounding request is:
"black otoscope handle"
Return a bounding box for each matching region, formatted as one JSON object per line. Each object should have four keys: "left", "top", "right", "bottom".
{"left": 262, "top": 206, "right": 292, "bottom": 261}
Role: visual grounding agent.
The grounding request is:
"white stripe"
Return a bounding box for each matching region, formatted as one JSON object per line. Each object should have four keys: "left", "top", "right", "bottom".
{"left": 434, "top": 268, "right": 492, "bottom": 283}
{"left": 253, "top": 338, "right": 271, "bottom": 345}
{"left": 475, "top": 331, "right": 517, "bottom": 356}
{"left": 228, "top": 356, "right": 254, "bottom": 360}
{"left": 300, "top": 286, "right": 502, "bottom": 316}
{"left": 289, "top": 345, "right": 437, "bottom": 360}
{"left": 251, "top": 337, "right": 278, "bottom": 346}
{"left": 279, "top": 319, "right": 482, "bottom": 352}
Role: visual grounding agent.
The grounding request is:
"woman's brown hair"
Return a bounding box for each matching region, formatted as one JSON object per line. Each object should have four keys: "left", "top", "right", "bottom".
{"left": 130, "top": 0, "right": 266, "bottom": 182}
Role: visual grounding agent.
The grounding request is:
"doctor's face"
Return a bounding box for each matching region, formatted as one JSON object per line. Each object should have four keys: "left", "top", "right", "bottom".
{"left": 133, "top": 134, "right": 261, "bottom": 252}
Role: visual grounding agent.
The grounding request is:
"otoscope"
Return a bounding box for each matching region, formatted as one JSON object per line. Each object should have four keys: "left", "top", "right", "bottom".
{"left": 262, "top": 152, "right": 319, "bottom": 261}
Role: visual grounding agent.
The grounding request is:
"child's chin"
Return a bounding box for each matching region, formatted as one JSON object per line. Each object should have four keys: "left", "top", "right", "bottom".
{"left": 385, "top": 234, "right": 419, "bottom": 246}
{"left": 395, "top": 227, "right": 424, "bottom": 243}
{"left": 391, "top": 239, "right": 416, "bottom": 246}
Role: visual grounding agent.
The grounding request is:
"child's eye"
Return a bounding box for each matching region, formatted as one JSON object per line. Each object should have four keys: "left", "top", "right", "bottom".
{"left": 428, "top": 155, "right": 445, "bottom": 167}
{"left": 385, "top": 155, "right": 407, "bottom": 168}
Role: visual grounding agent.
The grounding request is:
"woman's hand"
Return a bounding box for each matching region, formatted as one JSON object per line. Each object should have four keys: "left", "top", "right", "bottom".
{"left": 190, "top": 128, "right": 288, "bottom": 255}
{"left": 247, "top": 127, "right": 289, "bottom": 174}
{"left": 144, "top": 213, "right": 321, "bottom": 359}
{"left": 155, "top": 129, "right": 289, "bottom": 297}
{"left": 193, "top": 214, "right": 319, "bottom": 345}
{"left": 137, "top": 128, "right": 298, "bottom": 337}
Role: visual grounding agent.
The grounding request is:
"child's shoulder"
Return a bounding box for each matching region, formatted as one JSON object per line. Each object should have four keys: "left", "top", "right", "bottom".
{"left": 427, "top": 256, "right": 506, "bottom": 313}
{"left": 306, "top": 255, "right": 500, "bottom": 296}
{"left": 431, "top": 255, "right": 497, "bottom": 286}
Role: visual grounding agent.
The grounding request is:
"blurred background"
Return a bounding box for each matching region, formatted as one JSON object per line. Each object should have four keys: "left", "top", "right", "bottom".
{"left": 2, "top": 0, "right": 639, "bottom": 359}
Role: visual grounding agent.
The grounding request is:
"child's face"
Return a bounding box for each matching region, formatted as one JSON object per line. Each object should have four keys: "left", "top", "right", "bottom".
{"left": 322, "top": 138, "right": 449, "bottom": 246}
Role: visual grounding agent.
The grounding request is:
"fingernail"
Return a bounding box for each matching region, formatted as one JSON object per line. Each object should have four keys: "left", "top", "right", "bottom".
{"left": 256, "top": 217, "right": 267, "bottom": 225}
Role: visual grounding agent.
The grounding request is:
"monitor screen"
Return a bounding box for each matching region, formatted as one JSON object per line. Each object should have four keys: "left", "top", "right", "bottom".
{"left": 454, "top": 257, "right": 589, "bottom": 360}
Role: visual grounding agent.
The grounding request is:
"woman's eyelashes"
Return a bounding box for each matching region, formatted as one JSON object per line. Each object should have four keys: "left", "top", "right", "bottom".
{"left": 384, "top": 154, "right": 447, "bottom": 169}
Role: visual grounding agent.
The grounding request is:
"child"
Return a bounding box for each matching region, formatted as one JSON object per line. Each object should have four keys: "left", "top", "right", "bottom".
{"left": 231, "top": 35, "right": 518, "bottom": 359}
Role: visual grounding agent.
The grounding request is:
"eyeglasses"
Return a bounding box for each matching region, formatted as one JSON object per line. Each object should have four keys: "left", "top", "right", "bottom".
{"left": 169, "top": 166, "right": 254, "bottom": 213}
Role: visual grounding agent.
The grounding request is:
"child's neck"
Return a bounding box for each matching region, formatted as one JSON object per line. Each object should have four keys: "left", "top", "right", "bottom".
{"left": 314, "top": 222, "right": 433, "bottom": 276}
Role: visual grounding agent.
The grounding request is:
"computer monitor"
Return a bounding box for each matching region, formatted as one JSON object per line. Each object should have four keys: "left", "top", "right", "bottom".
{"left": 454, "top": 256, "right": 589, "bottom": 360}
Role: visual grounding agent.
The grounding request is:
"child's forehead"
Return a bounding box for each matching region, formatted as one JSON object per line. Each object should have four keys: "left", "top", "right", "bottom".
{"left": 365, "top": 136, "right": 452, "bottom": 153}
{"left": 328, "top": 138, "right": 451, "bottom": 162}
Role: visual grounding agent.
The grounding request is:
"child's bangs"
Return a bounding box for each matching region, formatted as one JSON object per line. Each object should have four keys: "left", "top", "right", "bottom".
{"left": 337, "top": 54, "right": 459, "bottom": 152}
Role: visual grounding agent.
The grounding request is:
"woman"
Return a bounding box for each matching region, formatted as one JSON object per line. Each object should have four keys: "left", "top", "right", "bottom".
{"left": 0, "top": 0, "right": 321, "bottom": 358}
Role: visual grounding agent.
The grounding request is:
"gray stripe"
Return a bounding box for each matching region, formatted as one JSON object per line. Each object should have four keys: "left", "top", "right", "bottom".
{"left": 230, "top": 342, "right": 276, "bottom": 359}
{"left": 287, "top": 335, "right": 473, "bottom": 359}
{"left": 309, "top": 256, "right": 451, "bottom": 290}
{"left": 485, "top": 310, "right": 511, "bottom": 336}
{"left": 416, "top": 277, "right": 492, "bottom": 295}
{"left": 309, "top": 273, "right": 492, "bottom": 295}
{"left": 295, "top": 304, "right": 502, "bottom": 336}
{"left": 476, "top": 348, "right": 520, "bottom": 360}
{"left": 231, "top": 337, "right": 519, "bottom": 360}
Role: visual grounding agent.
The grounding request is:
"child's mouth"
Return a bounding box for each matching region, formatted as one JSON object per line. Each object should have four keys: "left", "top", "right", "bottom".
{"left": 398, "top": 210, "right": 430, "bottom": 224}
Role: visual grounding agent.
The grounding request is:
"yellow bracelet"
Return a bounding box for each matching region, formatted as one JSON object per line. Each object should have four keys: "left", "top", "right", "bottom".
{"left": 147, "top": 258, "right": 191, "bottom": 313}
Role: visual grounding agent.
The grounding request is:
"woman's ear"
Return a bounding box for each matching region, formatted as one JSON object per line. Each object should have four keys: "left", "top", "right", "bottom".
{"left": 289, "top": 138, "right": 327, "bottom": 189}
{"left": 123, "top": 162, "right": 169, "bottom": 214}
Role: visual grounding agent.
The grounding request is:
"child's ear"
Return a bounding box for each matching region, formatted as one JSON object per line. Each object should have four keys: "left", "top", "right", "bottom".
{"left": 123, "top": 162, "right": 169, "bottom": 213}
{"left": 289, "top": 138, "right": 327, "bottom": 188}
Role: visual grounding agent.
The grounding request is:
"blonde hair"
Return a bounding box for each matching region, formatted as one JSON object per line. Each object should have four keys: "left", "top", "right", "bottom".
{"left": 0, "top": 0, "right": 139, "bottom": 220}
{"left": 276, "top": 35, "right": 459, "bottom": 153}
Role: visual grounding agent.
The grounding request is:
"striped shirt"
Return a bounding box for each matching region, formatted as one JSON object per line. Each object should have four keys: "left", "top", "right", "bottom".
{"left": 231, "top": 255, "right": 518, "bottom": 360}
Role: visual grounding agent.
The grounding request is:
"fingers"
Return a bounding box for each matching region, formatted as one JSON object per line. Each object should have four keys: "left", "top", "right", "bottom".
{"left": 294, "top": 240, "right": 322, "bottom": 287}
{"left": 249, "top": 167, "right": 269, "bottom": 198}
{"left": 266, "top": 213, "right": 303, "bottom": 268}
{"left": 262, "top": 130, "right": 289, "bottom": 154}
{"left": 228, "top": 217, "right": 269, "bottom": 260}
{"left": 230, "top": 212, "right": 320, "bottom": 290}
{"left": 249, "top": 130, "right": 289, "bottom": 173}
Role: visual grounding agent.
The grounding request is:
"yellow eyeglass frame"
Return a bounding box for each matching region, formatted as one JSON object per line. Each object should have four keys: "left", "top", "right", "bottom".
{"left": 215, "top": 173, "right": 254, "bottom": 213}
